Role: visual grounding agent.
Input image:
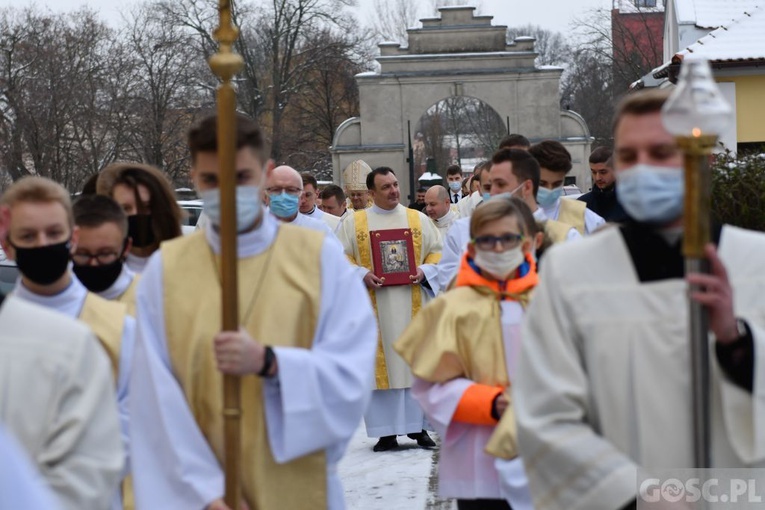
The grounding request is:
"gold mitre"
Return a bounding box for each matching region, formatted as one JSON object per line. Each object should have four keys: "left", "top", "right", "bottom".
{"left": 342, "top": 160, "right": 372, "bottom": 191}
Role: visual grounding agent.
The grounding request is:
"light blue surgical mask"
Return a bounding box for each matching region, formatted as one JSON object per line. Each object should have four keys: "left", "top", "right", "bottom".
{"left": 199, "top": 185, "right": 263, "bottom": 233}
{"left": 269, "top": 191, "right": 299, "bottom": 219}
{"left": 482, "top": 192, "right": 491, "bottom": 202}
{"left": 491, "top": 182, "right": 525, "bottom": 202}
{"left": 536, "top": 186, "right": 563, "bottom": 208}
{"left": 448, "top": 181, "right": 462, "bottom": 192}
{"left": 616, "top": 164, "right": 684, "bottom": 224}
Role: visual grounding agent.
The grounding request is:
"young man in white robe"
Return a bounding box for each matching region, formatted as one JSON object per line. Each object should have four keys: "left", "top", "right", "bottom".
{"left": 515, "top": 88, "right": 765, "bottom": 510}
{"left": 301, "top": 172, "right": 340, "bottom": 231}
{"left": 0, "top": 177, "right": 135, "bottom": 509}
{"left": 0, "top": 206, "right": 123, "bottom": 510}
{"left": 73, "top": 194, "right": 140, "bottom": 316}
{"left": 528, "top": 140, "right": 605, "bottom": 235}
{"left": 128, "top": 114, "right": 377, "bottom": 510}
{"left": 336, "top": 166, "right": 442, "bottom": 451}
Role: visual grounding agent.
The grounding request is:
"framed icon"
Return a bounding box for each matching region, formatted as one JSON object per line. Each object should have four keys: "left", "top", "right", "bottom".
{"left": 369, "top": 228, "right": 417, "bottom": 286}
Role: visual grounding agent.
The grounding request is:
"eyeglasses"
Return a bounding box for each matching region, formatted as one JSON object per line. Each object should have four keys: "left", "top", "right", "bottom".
{"left": 72, "top": 251, "right": 121, "bottom": 266}
{"left": 472, "top": 233, "right": 524, "bottom": 251}
{"left": 266, "top": 186, "right": 302, "bottom": 196}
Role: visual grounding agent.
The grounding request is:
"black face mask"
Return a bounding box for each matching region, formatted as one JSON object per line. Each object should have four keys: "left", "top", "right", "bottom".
{"left": 11, "top": 240, "right": 71, "bottom": 285}
{"left": 128, "top": 214, "right": 155, "bottom": 248}
{"left": 73, "top": 258, "right": 124, "bottom": 293}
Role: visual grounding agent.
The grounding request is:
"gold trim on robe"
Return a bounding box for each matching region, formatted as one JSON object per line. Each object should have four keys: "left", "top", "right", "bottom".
{"left": 353, "top": 208, "right": 439, "bottom": 390}
{"left": 116, "top": 274, "right": 140, "bottom": 317}
{"left": 79, "top": 292, "right": 126, "bottom": 380}
{"left": 162, "top": 227, "right": 327, "bottom": 510}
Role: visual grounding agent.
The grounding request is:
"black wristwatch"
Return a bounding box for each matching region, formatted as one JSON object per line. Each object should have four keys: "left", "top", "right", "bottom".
{"left": 258, "top": 346, "right": 275, "bottom": 377}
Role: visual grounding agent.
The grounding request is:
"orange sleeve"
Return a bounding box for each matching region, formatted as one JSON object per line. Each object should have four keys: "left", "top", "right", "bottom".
{"left": 452, "top": 384, "right": 504, "bottom": 426}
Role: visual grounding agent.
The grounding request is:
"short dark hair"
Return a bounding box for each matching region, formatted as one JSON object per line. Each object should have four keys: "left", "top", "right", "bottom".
{"left": 491, "top": 148, "right": 541, "bottom": 196}
{"left": 499, "top": 134, "right": 531, "bottom": 150}
{"left": 446, "top": 165, "right": 462, "bottom": 177}
{"left": 319, "top": 184, "right": 345, "bottom": 203}
{"left": 528, "top": 140, "right": 572, "bottom": 174}
{"left": 188, "top": 113, "right": 266, "bottom": 163}
{"left": 80, "top": 173, "right": 99, "bottom": 196}
{"left": 589, "top": 146, "right": 613, "bottom": 165}
{"left": 367, "top": 167, "right": 395, "bottom": 190}
{"left": 301, "top": 172, "right": 318, "bottom": 190}
{"left": 73, "top": 194, "right": 128, "bottom": 235}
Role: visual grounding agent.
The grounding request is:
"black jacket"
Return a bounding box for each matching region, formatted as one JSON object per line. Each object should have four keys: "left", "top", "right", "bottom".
{"left": 578, "top": 185, "right": 628, "bottom": 223}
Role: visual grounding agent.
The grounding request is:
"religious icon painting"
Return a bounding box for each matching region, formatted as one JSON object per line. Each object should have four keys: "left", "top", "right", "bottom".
{"left": 370, "top": 228, "right": 417, "bottom": 286}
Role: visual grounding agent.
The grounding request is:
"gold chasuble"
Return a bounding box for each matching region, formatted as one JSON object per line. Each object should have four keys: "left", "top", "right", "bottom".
{"left": 116, "top": 274, "right": 140, "bottom": 316}
{"left": 161, "top": 227, "right": 326, "bottom": 510}
{"left": 557, "top": 199, "right": 587, "bottom": 235}
{"left": 345, "top": 206, "right": 441, "bottom": 390}
{"left": 544, "top": 219, "right": 575, "bottom": 244}
{"left": 79, "top": 293, "right": 126, "bottom": 379}
{"left": 395, "top": 254, "right": 538, "bottom": 460}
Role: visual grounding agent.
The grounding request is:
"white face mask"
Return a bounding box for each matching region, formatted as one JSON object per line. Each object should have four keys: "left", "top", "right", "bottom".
{"left": 474, "top": 246, "right": 525, "bottom": 280}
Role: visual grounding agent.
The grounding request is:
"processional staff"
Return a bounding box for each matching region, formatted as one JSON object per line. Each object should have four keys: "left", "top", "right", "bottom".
{"left": 208, "top": 1, "right": 245, "bottom": 508}
{"left": 661, "top": 57, "right": 732, "bottom": 470}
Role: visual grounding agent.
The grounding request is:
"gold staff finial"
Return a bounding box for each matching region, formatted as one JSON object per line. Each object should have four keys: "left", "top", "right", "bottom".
{"left": 209, "top": 1, "right": 245, "bottom": 509}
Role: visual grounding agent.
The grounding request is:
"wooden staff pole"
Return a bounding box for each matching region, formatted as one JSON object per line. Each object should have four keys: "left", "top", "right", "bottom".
{"left": 209, "top": 2, "right": 245, "bottom": 508}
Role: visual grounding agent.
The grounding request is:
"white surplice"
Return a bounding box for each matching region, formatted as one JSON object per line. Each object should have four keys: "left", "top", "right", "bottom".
{"left": 432, "top": 209, "right": 456, "bottom": 239}
{"left": 336, "top": 204, "right": 442, "bottom": 437}
{"left": 412, "top": 300, "right": 532, "bottom": 508}
{"left": 129, "top": 213, "right": 377, "bottom": 510}
{"left": 125, "top": 253, "right": 149, "bottom": 273}
{"left": 98, "top": 265, "right": 136, "bottom": 302}
{"left": 0, "top": 424, "right": 61, "bottom": 510}
{"left": 515, "top": 225, "right": 765, "bottom": 510}
{"left": 541, "top": 197, "right": 605, "bottom": 235}
{"left": 305, "top": 205, "right": 341, "bottom": 232}
{"left": 0, "top": 295, "right": 123, "bottom": 510}
{"left": 13, "top": 276, "right": 135, "bottom": 463}
{"left": 456, "top": 190, "right": 482, "bottom": 218}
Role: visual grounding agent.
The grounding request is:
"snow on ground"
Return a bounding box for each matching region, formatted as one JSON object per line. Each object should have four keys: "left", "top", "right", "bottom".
{"left": 339, "top": 423, "right": 457, "bottom": 510}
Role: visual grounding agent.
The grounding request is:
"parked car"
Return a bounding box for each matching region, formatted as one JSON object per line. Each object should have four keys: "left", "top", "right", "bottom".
{"left": 0, "top": 247, "right": 18, "bottom": 294}
{"left": 178, "top": 199, "right": 203, "bottom": 235}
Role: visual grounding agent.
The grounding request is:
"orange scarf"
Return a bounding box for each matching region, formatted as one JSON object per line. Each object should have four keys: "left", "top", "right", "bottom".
{"left": 455, "top": 252, "right": 538, "bottom": 304}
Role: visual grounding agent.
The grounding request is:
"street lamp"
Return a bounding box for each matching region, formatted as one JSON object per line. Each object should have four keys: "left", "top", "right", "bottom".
{"left": 661, "top": 57, "right": 732, "bottom": 470}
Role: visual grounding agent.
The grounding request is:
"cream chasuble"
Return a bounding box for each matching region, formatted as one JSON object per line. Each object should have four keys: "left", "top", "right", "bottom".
{"left": 516, "top": 225, "right": 765, "bottom": 510}
{"left": 337, "top": 203, "right": 442, "bottom": 389}
{"left": 161, "top": 227, "right": 326, "bottom": 510}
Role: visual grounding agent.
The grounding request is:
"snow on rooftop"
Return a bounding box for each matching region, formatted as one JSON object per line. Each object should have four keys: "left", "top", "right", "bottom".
{"left": 674, "top": 0, "right": 761, "bottom": 28}
{"left": 678, "top": 5, "right": 765, "bottom": 61}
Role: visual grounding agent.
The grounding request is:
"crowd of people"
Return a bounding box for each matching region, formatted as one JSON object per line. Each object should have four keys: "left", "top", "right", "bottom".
{"left": 0, "top": 87, "right": 763, "bottom": 510}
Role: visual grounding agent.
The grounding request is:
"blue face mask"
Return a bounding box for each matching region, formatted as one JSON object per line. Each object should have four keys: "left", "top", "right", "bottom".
{"left": 269, "top": 191, "right": 299, "bottom": 219}
{"left": 448, "top": 181, "right": 462, "bottom": 192}
{"left": 616, "top": 164, "right": 684, "bottom": 224}
{"left": 536, "top": 186, "right": 563, "bottom": 209}
{"left": 199, "top": 185, "right": 263, "bottom": 232}
{"left": 482, "top": 192, "right": 491, "bottom": 202}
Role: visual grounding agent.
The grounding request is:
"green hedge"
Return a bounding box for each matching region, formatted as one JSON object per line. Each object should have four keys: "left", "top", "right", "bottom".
{"left": 712, "top": 151, "right": 765, "bottom": 231}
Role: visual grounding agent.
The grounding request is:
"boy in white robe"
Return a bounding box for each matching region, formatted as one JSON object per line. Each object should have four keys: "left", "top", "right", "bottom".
{"left": 396, "top": 197, "right": 538, "bottom": 510}
{"left": 515, "top": 89, "right": 765, "bottom": 510}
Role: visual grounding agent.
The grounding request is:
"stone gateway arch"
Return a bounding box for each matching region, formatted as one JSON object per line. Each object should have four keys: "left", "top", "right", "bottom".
{"left": 330, "top": 6, "right": 592, "bottom": 201}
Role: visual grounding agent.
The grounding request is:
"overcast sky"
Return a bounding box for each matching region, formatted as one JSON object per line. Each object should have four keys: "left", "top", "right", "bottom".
{"left": 1, "top": 0, "right": 611, "bottom": 34}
